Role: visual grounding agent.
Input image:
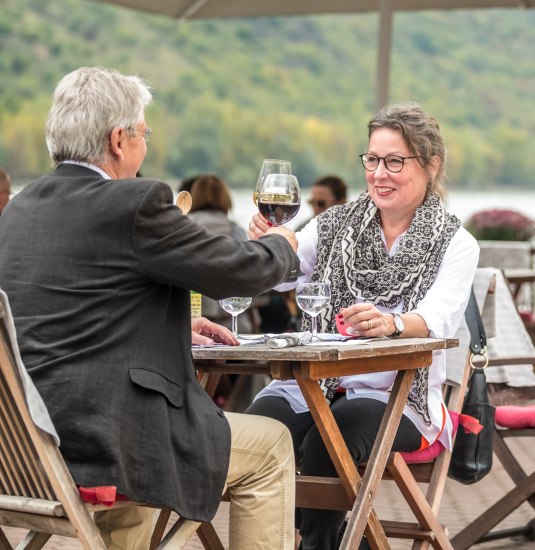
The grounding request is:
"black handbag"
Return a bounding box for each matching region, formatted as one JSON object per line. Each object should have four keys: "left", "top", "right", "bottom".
{"left": 448, "top": 289, "right": 496, "bottom": 485}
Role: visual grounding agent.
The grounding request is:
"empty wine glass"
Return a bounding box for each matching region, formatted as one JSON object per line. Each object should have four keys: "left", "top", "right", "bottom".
{"left": 219, "top": 296, "right": 253, "bottom": 337}
{"left": 296, "top": 282, "right": 331, "bottom": 342}
{"left": 253, "top": 159, "right": 291, "bottom": 205}
{"left": 257, "top": 173, "right": 301, "bottom": 227}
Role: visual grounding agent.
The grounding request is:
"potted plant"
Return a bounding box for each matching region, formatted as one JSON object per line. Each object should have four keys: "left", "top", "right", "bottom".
{"left": 465, "top": 208, "right": 535, "bottom": 343}
{"left": 464, "top": 208, "right": 535, "bottom": 242}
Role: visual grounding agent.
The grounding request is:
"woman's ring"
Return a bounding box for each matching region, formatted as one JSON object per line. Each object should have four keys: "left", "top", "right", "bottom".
{"left": 367, "top": 320, "right": 374, "bottom": 330}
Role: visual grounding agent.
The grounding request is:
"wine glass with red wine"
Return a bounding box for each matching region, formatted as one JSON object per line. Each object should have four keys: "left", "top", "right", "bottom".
{"left": 257, "top": 173, "right": 301, "bottom": 226}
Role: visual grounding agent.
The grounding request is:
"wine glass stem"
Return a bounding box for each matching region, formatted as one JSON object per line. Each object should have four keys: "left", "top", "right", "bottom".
{"left": 232, "top": 314, "right": 238, "bottom": 337}
{"left": 310, "top": 315, "right": 318, "bottom": 339}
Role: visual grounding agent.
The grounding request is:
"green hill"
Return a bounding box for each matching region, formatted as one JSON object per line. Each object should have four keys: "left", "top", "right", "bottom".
{"left": 1, "top": 0, "right": 534, "bottom": 190}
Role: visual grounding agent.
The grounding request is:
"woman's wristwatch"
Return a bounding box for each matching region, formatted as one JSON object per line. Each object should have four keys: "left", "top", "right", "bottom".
{"left": 389, "top": 314, "right": 404, "bottom": 338}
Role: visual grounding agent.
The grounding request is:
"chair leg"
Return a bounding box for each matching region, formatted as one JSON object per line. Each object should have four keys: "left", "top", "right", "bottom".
{"left": 451, "top": 471, "right": 535, "bottom": 550}
{"left": 0, "top": 529, "right": 13, "bottom": 550}
{"left": 387, "top": 454, "right": 453, "bottom": 550}
{"left": 150, "top": 509, "right": 172, "bottom": 550}
{"left": 156, "top": 517, "right": 201, "bottom": 549}
{"left": 15, "top": 532, "right": 51, "bottom": 550}
{"left": 476, "top": 518, "right": 535, "bottom": 544}
{"left": 493, "top": 431, "right": 535, "bottom": 509}
{"left": 197, "top": 522, "right": 225, "bottom": 550}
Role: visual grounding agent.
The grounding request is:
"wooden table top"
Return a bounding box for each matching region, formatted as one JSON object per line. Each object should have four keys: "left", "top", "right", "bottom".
{"left": 193, "top": 337, "right": 457, "bottom": 380}
{"left": 192, "top": 336, "right": 457, "bottom": 362}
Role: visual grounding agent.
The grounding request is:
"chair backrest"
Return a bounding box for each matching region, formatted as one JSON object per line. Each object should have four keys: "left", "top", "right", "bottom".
{"left": 484, "top": 269, "right": 535, "bottom": 388}
{"left": 0, "top": 291, "right": 107, "bottom": 549}
{"left": 450, "top": 269, "right": 535, "bottom": 549}
{"left": 445, "top": 267, "right": 497, "bottom": 388}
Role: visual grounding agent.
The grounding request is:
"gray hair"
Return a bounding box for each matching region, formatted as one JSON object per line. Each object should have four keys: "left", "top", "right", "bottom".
{"left": 368, "top": 102, "right": 447, "bottom": 200}
{"left": 46, "top": 67, "right": 152, "bottom": 166}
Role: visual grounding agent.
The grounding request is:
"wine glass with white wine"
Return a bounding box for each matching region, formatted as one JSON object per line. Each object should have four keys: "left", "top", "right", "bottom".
{"left": 253, "top": 159, "right": 292, "bottom": 205}
{"left": 257, "top": 173, "right": 301, "bottom": 227}
{"left": 296, "top": 282, "right": 331, "bottom": 342}
{"left": 219, "top": 296, "right": 253, "bottom": 337}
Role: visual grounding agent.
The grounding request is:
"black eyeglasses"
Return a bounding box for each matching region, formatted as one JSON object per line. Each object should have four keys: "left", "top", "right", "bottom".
{"left": 359, "top": 154, "right": 417, "bottom": 173}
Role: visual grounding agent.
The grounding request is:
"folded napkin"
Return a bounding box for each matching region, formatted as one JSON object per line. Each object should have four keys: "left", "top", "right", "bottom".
{"left": 266, "top": 332, "right": 312, "bottom": 348}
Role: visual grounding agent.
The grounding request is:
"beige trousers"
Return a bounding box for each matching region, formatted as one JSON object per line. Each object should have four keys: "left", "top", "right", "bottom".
{"left": 94, "top": 412, "right": 295, "bottom": 550}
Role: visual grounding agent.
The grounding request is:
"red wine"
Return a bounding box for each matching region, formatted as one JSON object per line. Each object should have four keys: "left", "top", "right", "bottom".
{"left": 258, "top": 201, "right": 300, "bottom": 226}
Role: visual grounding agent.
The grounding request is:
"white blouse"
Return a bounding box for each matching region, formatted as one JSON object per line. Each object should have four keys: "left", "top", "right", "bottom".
{"left": 255, "top": 217, "right": 480, "bottom": 451}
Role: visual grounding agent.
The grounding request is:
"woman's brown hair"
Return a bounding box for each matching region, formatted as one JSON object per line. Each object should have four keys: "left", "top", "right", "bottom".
{"left": 189, "top": 174, "right": 232, "bottom": 214}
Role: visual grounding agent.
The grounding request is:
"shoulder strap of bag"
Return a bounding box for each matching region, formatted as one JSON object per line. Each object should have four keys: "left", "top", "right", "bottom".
{"left": 449, "top": 288, "right": 495, "bottom": 485}
{"left": 465, "top": 288, "right": 488, "bottom": 368}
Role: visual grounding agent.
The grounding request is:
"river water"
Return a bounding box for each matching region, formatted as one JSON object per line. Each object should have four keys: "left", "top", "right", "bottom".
{"left": 228, "top": 188, "right": 535, "bottom": 232}
{"left": 12, "top": 181, "right": 535, "bottom": 232}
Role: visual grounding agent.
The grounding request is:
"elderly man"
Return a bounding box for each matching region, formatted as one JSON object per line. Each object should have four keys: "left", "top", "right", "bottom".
{"left": 0, "top": 67, "right": 299, "bottom": 550}
{"left": 0, "top": 168, "right": 11, "bottom": 215}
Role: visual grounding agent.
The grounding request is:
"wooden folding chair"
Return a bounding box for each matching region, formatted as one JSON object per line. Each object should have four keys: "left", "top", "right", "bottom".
{"left": 295, "top": 267, "right": 498, "bottom": 549}
{"left": 0, "top": 289, "right": 211, "bottom": 550}
{"left": 451, "top": 270, "right": 535, "bottom": 549}
{"left": 450, "top": 417, "right": 535, "bottom": 549}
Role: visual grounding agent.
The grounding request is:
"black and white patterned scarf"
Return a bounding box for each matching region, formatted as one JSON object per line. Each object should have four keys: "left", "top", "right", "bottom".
{"left": 302, "top": 191, "right": 461, "bottom": 424}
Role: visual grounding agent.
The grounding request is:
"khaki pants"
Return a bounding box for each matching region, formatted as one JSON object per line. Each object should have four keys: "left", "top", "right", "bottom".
{"left": 95, "top": 412, "right": 295, "bottom": 550}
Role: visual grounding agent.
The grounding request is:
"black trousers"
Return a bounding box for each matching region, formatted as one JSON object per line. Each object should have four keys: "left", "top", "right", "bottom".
{"left": 246, "top": 394, "right": 422, "bottom": 550}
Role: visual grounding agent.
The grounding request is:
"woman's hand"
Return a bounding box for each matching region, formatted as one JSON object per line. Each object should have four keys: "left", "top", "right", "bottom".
{"left": 248, "top": 214, "right": 298, "bottom": 252}
{"left": 337, "top": 303, "right": 392, "bottom": 337}
{"left": 247, "top": 213, "right": 271, "bottom": 239}
{"left": 191, "top": 317, "right": 240, "bottom": 346}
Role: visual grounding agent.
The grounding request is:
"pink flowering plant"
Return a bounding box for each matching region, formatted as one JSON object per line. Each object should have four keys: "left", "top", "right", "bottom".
{"left": 465, "top": 209, "right": 535, "bottom": 241}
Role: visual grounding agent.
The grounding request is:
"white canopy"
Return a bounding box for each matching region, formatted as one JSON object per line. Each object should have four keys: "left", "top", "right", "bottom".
{"left": 93, "top": 0, "right": 534, "bottom": 108}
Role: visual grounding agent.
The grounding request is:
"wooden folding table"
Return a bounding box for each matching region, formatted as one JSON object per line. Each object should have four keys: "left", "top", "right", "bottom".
{"left": 193, "top": 337, "right": 456, "bottom": 549}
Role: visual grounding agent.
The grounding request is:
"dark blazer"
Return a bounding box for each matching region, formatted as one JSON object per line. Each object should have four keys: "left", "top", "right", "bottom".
{"left": 0, "top": 164, "right": 300, "bottom": 520}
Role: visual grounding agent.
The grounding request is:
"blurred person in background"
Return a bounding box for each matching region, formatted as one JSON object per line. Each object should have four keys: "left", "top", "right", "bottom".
{"left": 177, "top": 174, "right": 199, "bottom": 194}
{"left": 295, "top": 174, "right": 348, "bottom": 231}
{"left": 189, "top": 173, "right": 267, "bottom": 410}
{"left": 188, "top": 173, "right": 254, "bottom": 331}
{"left": 0, "top": 168, "right": 11, "bottom": 215}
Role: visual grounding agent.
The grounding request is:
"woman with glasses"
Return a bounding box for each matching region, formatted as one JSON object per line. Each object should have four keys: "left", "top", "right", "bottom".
{"left": 246, "top": 102, "right": 479, "bottom": 550}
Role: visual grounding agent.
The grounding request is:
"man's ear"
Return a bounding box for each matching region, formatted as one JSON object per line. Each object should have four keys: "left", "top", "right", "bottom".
{"left": 109, "top": 127, "right": 126, "bottom": 161}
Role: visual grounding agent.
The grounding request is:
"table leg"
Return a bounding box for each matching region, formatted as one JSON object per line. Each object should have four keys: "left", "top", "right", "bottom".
{"left": 197, "top": 371, "right": 222, "bottom": 398}
{"left": 339, "top": 368, "right": 416, "bottom": 550}
{"left": 293, "top": 366, "right": 388, "bottom": 548}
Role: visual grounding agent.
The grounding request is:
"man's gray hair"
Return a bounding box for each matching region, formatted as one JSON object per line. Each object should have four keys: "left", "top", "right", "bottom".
{"left": 46, "top": 67, "right": 152, "bottom": 166}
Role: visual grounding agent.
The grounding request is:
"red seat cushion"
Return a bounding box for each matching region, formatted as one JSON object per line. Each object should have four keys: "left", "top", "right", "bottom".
{"left": 400, "top": 410, "right": 483, "bottom": 464}
{"left": 78, "top": 486, "right": 127, "bottom": 506}
{"left": 495, "top": 405, "right": 535, "bottom": 429}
